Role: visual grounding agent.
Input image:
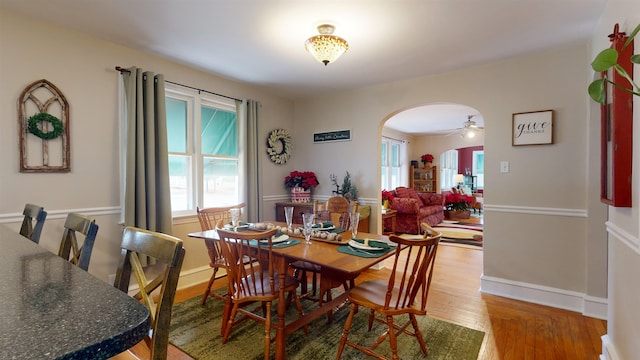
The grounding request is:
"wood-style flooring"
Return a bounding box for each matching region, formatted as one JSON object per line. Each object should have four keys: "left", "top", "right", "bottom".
{"left": 132, "top": 215, "right": 607, "bottom": 359}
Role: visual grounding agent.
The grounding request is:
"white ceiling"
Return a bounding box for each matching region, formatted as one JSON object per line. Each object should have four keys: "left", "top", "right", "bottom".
{"left": 1, "top": 0, "right": 606, "bottom": 134}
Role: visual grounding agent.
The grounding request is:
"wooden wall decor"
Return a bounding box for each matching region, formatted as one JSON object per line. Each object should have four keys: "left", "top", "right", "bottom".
{"left": 18, "top": 79, "right": 70, "bottom": 172}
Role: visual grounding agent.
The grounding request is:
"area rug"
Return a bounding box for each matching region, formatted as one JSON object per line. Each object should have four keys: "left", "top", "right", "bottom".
{"left": 169, "top": 294, "right": 484, "bottom": 359}
{"left": 433, "top": 221, "right": 483, "bottom": 248}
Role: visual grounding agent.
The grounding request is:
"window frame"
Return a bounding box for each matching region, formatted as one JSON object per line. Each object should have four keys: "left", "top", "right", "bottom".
{"left": 165, "top": 84, "right": 243, "bottom": 217}
{"left": 381, "top": 137, "right": 405, "bottom": 190}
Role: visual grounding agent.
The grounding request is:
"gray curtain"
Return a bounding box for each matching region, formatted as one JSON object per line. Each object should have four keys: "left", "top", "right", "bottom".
{"left": 122, "top": 67, "right": 173, "bottom": 252}
{"left": 245, "top": 99, "right": 262, "bottom": 222}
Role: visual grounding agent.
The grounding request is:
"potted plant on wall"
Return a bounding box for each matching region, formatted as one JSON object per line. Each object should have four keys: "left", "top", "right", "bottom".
{"left": 284, "top": 171, "right": 319, "bottom": 203}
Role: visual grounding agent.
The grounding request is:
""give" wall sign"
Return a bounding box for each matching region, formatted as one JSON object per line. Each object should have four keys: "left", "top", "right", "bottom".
{"left": 512, "top": 110, "right": 554, "bottom": 146}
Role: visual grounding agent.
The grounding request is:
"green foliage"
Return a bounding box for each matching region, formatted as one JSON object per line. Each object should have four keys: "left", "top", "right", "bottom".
{"left": 330, "top": 171, "right": 358, "bottom": 201}
{"left": 588, "top": 24, "right": 640, "bottom": 104}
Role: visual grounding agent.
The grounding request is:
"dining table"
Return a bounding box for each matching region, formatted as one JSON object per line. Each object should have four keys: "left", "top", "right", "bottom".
{"left": 189, "top": 221, "right": 396, "bottom": 360}
{"left": 0, "top": 225, "right": 151, "bottom": 360}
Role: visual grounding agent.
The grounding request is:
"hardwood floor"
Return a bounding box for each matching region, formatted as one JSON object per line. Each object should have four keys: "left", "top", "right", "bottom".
{"left": 145, "top": 218, "right": 606, "bottom": 359}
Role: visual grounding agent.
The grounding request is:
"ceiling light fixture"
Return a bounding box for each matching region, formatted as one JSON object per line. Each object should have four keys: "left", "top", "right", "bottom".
{"left": 305, "top": 24, "right": 349, "bottom": 66}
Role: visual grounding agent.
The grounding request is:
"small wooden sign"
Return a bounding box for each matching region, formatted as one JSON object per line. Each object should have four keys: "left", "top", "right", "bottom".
{"left": 313, "top": 129, "right": 351, "bottom": 143}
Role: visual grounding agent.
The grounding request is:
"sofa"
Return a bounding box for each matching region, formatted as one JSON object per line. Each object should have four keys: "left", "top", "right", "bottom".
{"left": 385, "top": 186, "right": 445, "bottom": 234}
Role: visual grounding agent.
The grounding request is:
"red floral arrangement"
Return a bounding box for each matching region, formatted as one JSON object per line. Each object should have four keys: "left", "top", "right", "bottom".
{"left": 381, "top": 190, "right": 395, "bottom": 204}
{"left": 421, "top": 154, "right": 434, "bottom": 163}
{"left": 284, "top": 171, "right": 319, "bottom": 190}
{"left": 445, "top": 193, "right": 475, "bottom": 211}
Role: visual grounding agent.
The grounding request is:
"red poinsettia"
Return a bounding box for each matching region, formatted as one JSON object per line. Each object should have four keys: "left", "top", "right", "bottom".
{"left": 381, "top": 190, "right": 395, "bottom": 204}
{"left": 421, "top": 154, "right": 434, "bottom": 163}
{"left": 445, "top": 193, "right": 475, "bottom": 211}
{"left": 284, "top": 171, "right": 319, "bottom": 190}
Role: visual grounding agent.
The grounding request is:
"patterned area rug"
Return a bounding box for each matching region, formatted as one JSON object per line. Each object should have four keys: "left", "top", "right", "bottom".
{"left": 169, "top": 293, "right": 484, "bottom": 359}
{"left": 434, "top": 221, "right": 483, "bottom": 248}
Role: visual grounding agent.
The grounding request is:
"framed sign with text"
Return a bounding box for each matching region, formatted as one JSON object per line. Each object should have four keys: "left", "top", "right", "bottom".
{"left": 512, "top": 110, "right": 554, "bottom": 146}
{"left": 313, "top": 129, "right": 351, "bottom": 143}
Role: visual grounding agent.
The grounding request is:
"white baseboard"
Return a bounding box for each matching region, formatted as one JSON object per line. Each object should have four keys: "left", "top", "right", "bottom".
{"left": 600, "top": 335, "right": 619, "bottom": 360}
{"left": 480, "top": 275, "right": 608, "bottom": 320}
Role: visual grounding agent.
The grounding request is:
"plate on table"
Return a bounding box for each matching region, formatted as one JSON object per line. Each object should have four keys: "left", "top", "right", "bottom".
{"left": 223, "top": 224, "right": 249, "bottom": 230}
{"left": 315, "top": 226, "right": 335, "bottom": 231}
{"left": 261, "top": 234, "right": 289, "bottom": 244}
{"left": 348, "top": 239, "right": 385, "bottom": 251}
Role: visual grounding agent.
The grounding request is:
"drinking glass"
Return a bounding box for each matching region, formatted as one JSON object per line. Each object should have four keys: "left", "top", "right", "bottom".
{"left": 284, "top": 206, "right": 294, "bottom": 230}
{"left": 302, "top": 213, "right": 315, "bottom": 245}
{"left": 350, "top": 212, "right": 360, "bottom": 239}
{"left": 230, "top": 208, "right": 240, "bottom": 231}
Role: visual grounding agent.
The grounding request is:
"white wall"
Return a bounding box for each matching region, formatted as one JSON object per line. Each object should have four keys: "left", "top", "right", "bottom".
{"left": 592, "top": 1, "right": 640, "bottom": 358}
{"left": 0, "top": 9, "right": 295, "bottom": 285}
{"left": 293, "top": 43, "right": 608, "bottom": 317}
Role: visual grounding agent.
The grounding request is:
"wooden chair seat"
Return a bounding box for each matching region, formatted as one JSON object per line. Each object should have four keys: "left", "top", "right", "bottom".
{"left": 336, "top": 223, "right": 441, "bottom": 360}
{"left": 217, "top": 228, "right": 307, "bottom": 360}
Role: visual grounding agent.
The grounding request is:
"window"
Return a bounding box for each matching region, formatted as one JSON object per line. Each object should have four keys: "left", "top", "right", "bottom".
{"left": 381, "top": 137, "right": 404, "bottom": 190}
{"left": 440, "top": 150, "right": 459, "bottom": 191}
{"left": 165, "top": 85, "right": 242, "bottom": 216}
{"left": 472, "top": 150, "right": 484, "bottom": 189}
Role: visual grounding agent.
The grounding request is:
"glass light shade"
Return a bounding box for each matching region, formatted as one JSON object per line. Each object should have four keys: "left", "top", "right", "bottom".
{"left": 305, "top": 24, "right": 349, "bottom": 66}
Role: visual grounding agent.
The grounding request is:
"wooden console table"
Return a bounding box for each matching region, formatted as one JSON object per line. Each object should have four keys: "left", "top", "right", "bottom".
{"left": 275, "top": 201, "right": 370, "bottom": 233}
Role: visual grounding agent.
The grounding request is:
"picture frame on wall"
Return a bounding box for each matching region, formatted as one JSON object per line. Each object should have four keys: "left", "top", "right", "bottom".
{"left": 512, "top": 110, "right": 554, "bottom": 146}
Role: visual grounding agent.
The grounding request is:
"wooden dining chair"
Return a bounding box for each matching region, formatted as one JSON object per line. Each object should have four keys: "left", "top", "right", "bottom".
{"left": 217, "top": 228, "right": 307, "bottom": 360}
{"left": 57, "top": 212, "right": 99, "bottom": 271}
{"left": 291, "top": 197, "right": 358, "bottom": 307}
{"left": 111, "top": 226, "right": 185, "bottom": 360}
{"left": 20, "top": 203, "right": 47, "bottom": 244}
{"left": 336, "top": 223, "right": 441, "bottom": 360}
{"left": 196, "top": 203, "right": 245, "bottom": 305}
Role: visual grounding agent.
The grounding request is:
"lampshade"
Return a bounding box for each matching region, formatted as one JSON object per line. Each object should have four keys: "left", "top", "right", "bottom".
{"left": 453, "top": 174, "right": 465, "bottom": 184}
{"left": 305, "top": 24, "right": 349, "bottom": 66}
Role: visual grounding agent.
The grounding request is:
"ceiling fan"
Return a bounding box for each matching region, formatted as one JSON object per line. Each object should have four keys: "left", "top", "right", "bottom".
{"left": 447, "top": 115, "right": 484, "bottom": 138}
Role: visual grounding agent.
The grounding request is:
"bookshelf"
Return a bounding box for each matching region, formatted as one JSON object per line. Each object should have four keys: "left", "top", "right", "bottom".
{"left": 410, "top": 166, "right": 438, "bottom": 193}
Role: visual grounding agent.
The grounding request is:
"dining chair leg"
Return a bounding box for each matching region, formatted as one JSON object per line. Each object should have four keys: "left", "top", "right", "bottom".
{"left": 221, "top": 296, "right": 231, "bottom": 336}
{"left": 291, "top": 290, "right": 309, "bottom": 336}
{"left": 386, "top": 316, "right": 400, "bottom": 360}
{"left": 410, "top": 314, "right": 428, "bottom": 355}
{"left": 263, "top": 302, "right": 272, "bottom": 360}
{"left": 336, "top": 302, "right": 357, "bottom": 359}
{"left": 201, "top": 268, "right": 218, "bottom": 305}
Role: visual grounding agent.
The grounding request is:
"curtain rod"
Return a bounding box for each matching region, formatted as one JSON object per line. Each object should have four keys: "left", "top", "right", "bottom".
{"left": 115, "top": 66, "right": 243, "bottom": 102}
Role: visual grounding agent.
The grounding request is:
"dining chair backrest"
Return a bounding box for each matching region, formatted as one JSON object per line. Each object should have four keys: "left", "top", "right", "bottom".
{"left": 314, "top": 197, "right": 358, "bottom": 229}
{"left": 385, "top": 223, "right": 441, "bottom": 313}
{"left": 20, "top": 203, "right": 47, "bottom": 244}
{"left": 196, "top": 203, "right": 245, "bottom": 305}
{"left": 57, "top": 213, "right": 99, "bottom": 271}
{"left": 113, "top": 226, "right": 185, "bottom": 360}
{"left": 217, "top": 228, "right": 279, "bottom": 299}
{"left": 196, "top": 203, "right": 246, "bottom": 230}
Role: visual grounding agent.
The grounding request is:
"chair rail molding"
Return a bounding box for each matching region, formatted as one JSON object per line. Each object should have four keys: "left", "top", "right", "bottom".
{"left": 483, "top": 204, "right": 587, "bottom": 217}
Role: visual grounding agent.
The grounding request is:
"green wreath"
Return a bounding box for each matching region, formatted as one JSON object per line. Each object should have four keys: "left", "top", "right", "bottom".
{"left": 27, "top": 113, "right": 64, "bottom": 140}
{"left": 266, "top": 129, "right": 292, "bottom": 165}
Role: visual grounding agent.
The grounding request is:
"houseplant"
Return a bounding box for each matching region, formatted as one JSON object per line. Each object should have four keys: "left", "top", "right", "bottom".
{"left": 588, "top": 23, "right": 639, "bottom": 104}
{"left": 329, "top": 172, "right": 359, "bottom": 201}
{"left": 284, "top": 171, "right": 319, "bottom": 203}
{"left": 381, "top": 190, "right": 395, "bottom": 210}
{"left": 421, "top": 153, "right": 434, "bottom": 167}
{"left": 444, "top": 192, "right": 475, "bottom": 219}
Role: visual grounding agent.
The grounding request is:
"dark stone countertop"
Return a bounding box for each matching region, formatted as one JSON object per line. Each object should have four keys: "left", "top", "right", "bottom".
{"left": 0, "top": 226, "right": 150, "bottom": 359}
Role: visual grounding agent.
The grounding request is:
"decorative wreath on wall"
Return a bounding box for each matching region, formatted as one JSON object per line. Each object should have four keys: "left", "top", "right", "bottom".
{"left": 266, "top": 129, "right": 292, "bottom": 164}
{"left": 27, "top": 113, "right": 64, "bottom": 140}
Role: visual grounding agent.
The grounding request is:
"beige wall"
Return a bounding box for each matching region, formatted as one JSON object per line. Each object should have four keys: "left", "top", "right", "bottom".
{"left": 292, "top": 42, "right": 608, "bottom": 311}
{"left": 0, "top": 9, "right": 295, "bottom": 286}
{"left": 592, "top": 1, "right": 640, "bottom": 358}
